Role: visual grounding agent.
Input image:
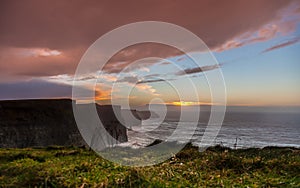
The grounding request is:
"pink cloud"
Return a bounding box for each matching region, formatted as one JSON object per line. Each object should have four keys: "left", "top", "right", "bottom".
{"left": 102, "top": 43, "right": 183, "bottom": 73}
{"left": 0, "top": 47, "right": 83, "bottom": 81}
{"left": 21, "top": 48, "right": 62, "bottom": 57}
{"left": 0, "top": 0, "right": 298, "bottom": 80}
{"left": 214, "top": 3, "right": 300, "bottom": 52}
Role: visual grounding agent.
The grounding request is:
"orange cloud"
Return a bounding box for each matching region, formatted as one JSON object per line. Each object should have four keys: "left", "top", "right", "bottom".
{"left": 135, "top": 83, "right": 158, "bottom": 96}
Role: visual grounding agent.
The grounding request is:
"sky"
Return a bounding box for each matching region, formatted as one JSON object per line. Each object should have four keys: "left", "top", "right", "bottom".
{"left": 0, "top": 0, "right": 300, "bottom": 107}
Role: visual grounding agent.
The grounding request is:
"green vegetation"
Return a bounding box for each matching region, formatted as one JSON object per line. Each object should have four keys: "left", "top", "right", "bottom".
{"left": 0, "top": 144, "right": 299, "bottom": 187}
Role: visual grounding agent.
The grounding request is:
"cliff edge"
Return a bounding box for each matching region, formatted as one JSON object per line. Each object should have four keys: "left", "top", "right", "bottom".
{"left": 0, "top": 99, "right": 128, "bottom": 148}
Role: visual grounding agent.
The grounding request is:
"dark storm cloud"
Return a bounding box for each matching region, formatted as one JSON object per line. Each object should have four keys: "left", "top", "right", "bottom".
{"left": 261, "top": 37, "right": 300, "bottom": 53}
{"left": 176, "top": 64, "right": 222, "bottom": 75}
{"left": 0, "top": 79, "right": 96, "bottom": 100}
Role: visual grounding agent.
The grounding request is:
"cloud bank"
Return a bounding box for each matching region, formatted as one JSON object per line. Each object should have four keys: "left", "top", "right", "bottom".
{"left": 0, "top": 0, "right": 298, "bottom": 80}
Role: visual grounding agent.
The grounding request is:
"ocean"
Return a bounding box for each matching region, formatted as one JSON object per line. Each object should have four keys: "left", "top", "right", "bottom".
{"left": 123, "top": 107, "right": 300, "bottom": 149}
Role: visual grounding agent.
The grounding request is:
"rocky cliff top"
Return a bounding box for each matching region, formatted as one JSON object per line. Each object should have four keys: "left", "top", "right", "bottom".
{"left": 0, "top": 99, "right": 128, "bottom": 148}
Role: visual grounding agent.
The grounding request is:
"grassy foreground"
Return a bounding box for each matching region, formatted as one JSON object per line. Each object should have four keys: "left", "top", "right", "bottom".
{"left": 0, "top": 144, "right": 299, "bottom": 187}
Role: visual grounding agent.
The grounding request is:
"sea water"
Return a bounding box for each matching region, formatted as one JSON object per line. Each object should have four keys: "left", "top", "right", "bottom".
{"left": 124, "top": 108, "right": 300, "bottom": 149}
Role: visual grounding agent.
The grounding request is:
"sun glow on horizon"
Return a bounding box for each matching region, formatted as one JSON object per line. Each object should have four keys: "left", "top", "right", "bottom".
{"left": 171, "top": 101, "right": 202, "bottom": 106}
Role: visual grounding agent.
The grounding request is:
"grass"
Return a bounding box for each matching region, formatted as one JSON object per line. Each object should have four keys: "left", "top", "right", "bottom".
{"left": 0, "top": 144, "right": 299, "bottom": 187}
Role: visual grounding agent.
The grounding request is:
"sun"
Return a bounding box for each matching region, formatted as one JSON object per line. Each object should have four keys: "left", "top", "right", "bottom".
{"left": 172, "top": 101, "right": 199, "bottom": 106}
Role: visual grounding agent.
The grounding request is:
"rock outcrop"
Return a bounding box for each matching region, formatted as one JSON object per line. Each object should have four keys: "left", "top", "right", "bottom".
{"left": 0, "top": 99, "right": 128, "bottom": 148}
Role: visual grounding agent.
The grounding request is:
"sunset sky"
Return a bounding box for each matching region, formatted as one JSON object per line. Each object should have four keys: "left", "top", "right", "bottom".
{"left": 0, "top": 0, "right": 300, "bottom": 107}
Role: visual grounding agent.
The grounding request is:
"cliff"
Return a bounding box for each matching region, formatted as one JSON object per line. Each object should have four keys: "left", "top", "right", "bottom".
{"left": 0, "top": 99, "right": 128, "bottom": 148}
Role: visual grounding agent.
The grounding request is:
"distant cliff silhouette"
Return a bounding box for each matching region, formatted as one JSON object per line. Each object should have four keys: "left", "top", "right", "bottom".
{"left": 0, "top": 99, "right": 128, "bottom": 148}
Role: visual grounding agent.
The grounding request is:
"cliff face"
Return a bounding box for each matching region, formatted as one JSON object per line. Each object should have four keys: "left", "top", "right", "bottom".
{"left": 0, "top": 99, "right": 127, "bottom": 148}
